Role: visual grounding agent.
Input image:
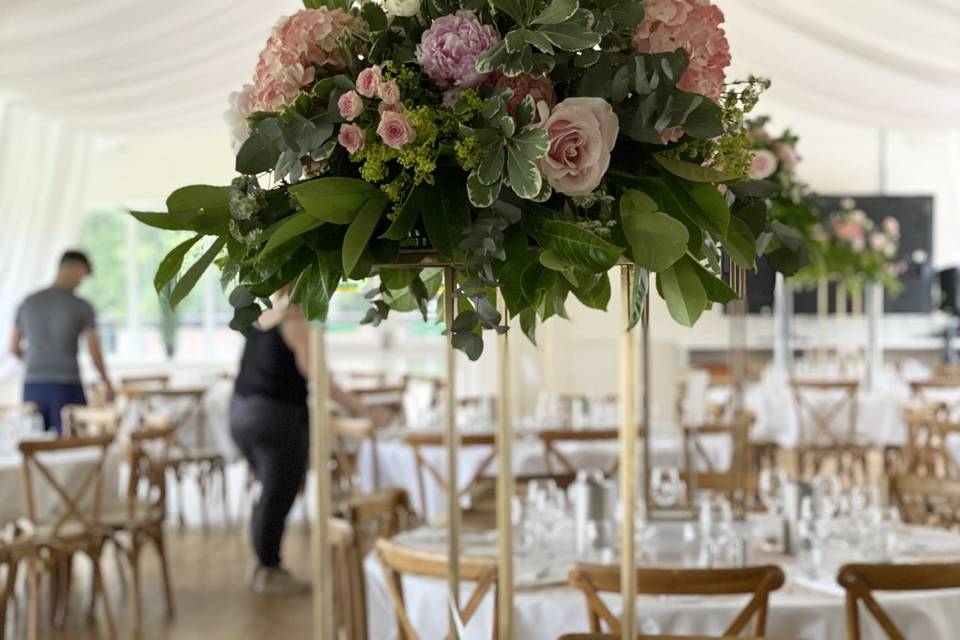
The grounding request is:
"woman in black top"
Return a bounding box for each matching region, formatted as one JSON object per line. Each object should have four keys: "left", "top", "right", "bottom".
{"left": 230, "top": 300, "right": 367, "bottom": 596}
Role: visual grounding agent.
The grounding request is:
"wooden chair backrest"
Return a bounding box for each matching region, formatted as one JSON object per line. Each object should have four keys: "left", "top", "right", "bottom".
{"left": 404, "top": 432, "right": 497, "bottom": 506}
{"left": 682, "top": 412, "right": 755, "bottom": 473}
{"left": 682, "top": 413, "right": 755, "bottom": 507}
{"left": 902, "top": 407, "right": 960, "bottom": 477}
{"left": 119, "top": 374, "right": 170, "bottom": 392}
{"left": 888, "top": 474, "right": 960, "bottom": 530}
{"left": 0, "top": 402, "right": 38, "bottom": 418}
{"left": 18, "top": 434, "right": 114, "bottom": 538}
{"left": 538, "top": 428, "right": 642, "bottom": 477}
{"left": 376, "top": 538, "right": 498, "bottom": 640}
{"left": 60, "top": 404, "right": 121, "bottom": 438}
{"left": 129, "top": 388, "right": 207, "bottom": 451}
{"left": 330, "top": 518, "right": 367, "bottom": 640}
{"left": 126, "top": 414, "right": 175, "bottom": 517}
{"left": 557, "top": 636, "right": 802, "bottom": 640}
{"left": 332, "top": 416, "right": 375, "bottom": 493}
{"left": 342, "top": 487, "right": 418, "bottom": 556}
{"left": 837, "top": 562, "right": 960, "bottom": 640}
{"left": 789, "top": 379, "right": 859, "bottom": 445}
{"left": 568, "top": 563, "right": 784, "bottom": 637}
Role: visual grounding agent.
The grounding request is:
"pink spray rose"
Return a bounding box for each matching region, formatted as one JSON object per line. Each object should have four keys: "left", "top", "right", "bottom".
{"left": 657, "top": 126, "right": 684, "bottom": 144}
{"left": 494, "top": 73, "right": 556, "bottom": 115}
{"left": 378, "top": 80, "right": 401, "bottom": 105}
{"left": 356, "top": 66, "right": 382, "bottom": 98}
{"left": 378, "top": 101, "right": 405, "bottom": 114}
{"left": 748, "top": 149, "right": 778, "bottom": 180}
{"left": 337, "top": 90, "right": 363, "bottom": 121}
{"left": 377, "top": 111, "right": 416, "bottom": 149}
{"left": 537, "top": 97, "right": 619, "bottom": 196}
{"left": 415, "top": 10, "right": 500, "bottom": 89}
{"left": 337, "top": 123, "right": 366, "bottom": 154}
{"left": 774, "top": 143, "right": 799, "bottom": 167}
{"left": 249, "top": 8, "right": 354, "bottom": 113}
{"left": 633, "top": 0, "right": 731, "bottom": 102}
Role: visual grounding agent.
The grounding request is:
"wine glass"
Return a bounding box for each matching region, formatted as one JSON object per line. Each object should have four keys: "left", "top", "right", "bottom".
{"left": 758, "top": 469, "right": 787, "bottom": 516}
{"left": 650, "top": 466, "right": 682, "bottom": 508}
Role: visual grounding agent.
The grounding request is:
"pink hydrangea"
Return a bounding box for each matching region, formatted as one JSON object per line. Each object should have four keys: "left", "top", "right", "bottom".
{"left": 249, "top": 8, "right": 355, "bottom": 113}
{"left": 633, "top": 0, "right": 731, "bottom": 102}
{"left": 494, "top": 73, "right": 556, "bottom": 115}
{"left": 415, "top": 10, "right": 500, "bottom": 89}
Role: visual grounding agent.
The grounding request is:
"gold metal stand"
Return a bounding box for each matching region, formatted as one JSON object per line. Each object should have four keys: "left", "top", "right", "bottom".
{"left": 309, "top": 323, "right": 334, "bottom": 639}
{"left": 618, "top": 265, "right": 638, "bottom": 640}
{"left": 496, "top": 293, "right": 514, "bottom": 638}
{"left": 443, "top": 266, "right": 462, "bottom": 637}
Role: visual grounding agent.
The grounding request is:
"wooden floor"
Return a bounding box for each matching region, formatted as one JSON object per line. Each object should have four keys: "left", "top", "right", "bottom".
{"left": 12, "top": 527, "right": 315, "bottom": 639}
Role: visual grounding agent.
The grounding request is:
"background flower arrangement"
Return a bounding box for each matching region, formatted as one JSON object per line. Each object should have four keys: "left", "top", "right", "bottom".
{"left": 134, "top": 0, "right": 809, "bottom": 359}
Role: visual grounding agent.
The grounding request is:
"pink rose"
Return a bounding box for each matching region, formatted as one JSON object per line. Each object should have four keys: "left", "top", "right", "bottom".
{"left": 748, "top": 149, "right": 778, "bottom": 180}
{"left": 377, "top": 80, "right": 401, "bottom": 105}
{"left": 774, "top": 142, "right": 799, "bottom": 167}
{"left": 537, "top": 97, "right": 619, "bottom": 196}
{"left": 337, "top": 90, "right": 363, "bottom": 121}
{"left": 834, "top": 221, "right": 865, "bottom": 244}
{"left": 415, "top": 10, "right": 500, "bottom": 89}
{"left": 337, "top": 123, "right": 365, "bottom": 154}
{"left": 378, "top": 101, "right": 405, "bottom": 114}
{"left": 633, "top": 0, "right": 730, "bottom": 102}
{"left": 494, "top": 73, "right": 556, "bottom": 114}
{"left": 356, "top": 66, "right": 382, "bottom": 98}
{"left": 657, "top": 126, "right": 684, "bottom": 144}
{"left": 882, "top": 216, "right": 900, "bottom": 240}
{"left": 377, "top": 111, "right": 416, "bottom": 149}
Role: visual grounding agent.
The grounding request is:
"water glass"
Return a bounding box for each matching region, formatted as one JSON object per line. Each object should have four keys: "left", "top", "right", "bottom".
{"left": 650, "top": 466, "right": 682, "bottom": 508}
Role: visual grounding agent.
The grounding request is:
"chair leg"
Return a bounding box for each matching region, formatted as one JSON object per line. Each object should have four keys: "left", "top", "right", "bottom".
{"left": 130, "top": 534, "right": 142, "bottom": 631}
{"left": 198, "top": 466, "right": 210, "bottom": 532}
{"left": 89, "top": 545, "right": 116, "bottom": 640}
{"left": 174, "top": 467, "right": 187, "bottom": 530}
{"left": 55, "top": 552, "right": 73, "bottom": 628}
{"left": 152, "top": 527, "right": 175, "bottom": 620}
{"left": 26, "top": 555, "right": 38, "bottom": 640}
{"left": 0, "top": 558, "right": 17, "bottom": 638}
{"left": 219, "top": 463, "right": 230, "bottom": 527}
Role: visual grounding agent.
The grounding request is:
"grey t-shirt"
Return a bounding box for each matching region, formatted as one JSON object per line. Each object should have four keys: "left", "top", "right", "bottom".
{"left": 14, "top": 287, "right": 95, "bottom": 384}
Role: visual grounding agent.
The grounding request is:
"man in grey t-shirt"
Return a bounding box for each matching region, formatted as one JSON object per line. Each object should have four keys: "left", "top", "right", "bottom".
{"left": 9, "top": 251, "right": 114, "bottom": 434}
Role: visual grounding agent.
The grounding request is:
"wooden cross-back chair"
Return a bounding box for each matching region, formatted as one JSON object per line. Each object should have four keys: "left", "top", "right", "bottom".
{"left": 330, "top": 518, "right": 367, "bottom": 640}
{"left": 341, "top": 487, "right": 419, "bottom": 557}
{"left": 838, "top": 562, "right": 960, "bottom": 640}
{"left": 102, "top": 413, "right": 176, "bottom": 629}
{"left": 376, "top": 538, "right": 499, "bottom": 640}
{"left": 60, "top": 404, "right": 121, "bottom": 438}
{"left": 404, "top": 432, "right": 497, "bottom": 515}
{"left": 888, "top": 474, "right": 960, "bottom": 531}
{"left": 909, "top": 379, "right": 960, "bottom": 422}
{"left": 127, "top": 387, "right": 228, "bottom": 529}
{"left": 682, "top": 412, "right": 758, "bottom": 507}
{"left": 463, "top": 472, "right": 578, "bottom": 529}
{"left": 18, "top": 434, "right": 116, "bottom": 639}
{"left": 568, "top": 564, "right": 785, "bottom": 637}
{"left": 331, "top": 416, "right": 376, "bottom": 496}
{"left": 790, "top": 380, "right": 866, "bottom": 484}
{"left": 901, "top": 406, "right": 960, "bottom": 477}
{"left": 119, "top": 374, "right": 170, "bottom": 392}
{"left": 539, "top": 428, "right": 642, "bottom": 478}
{"left": 0, "top": 521, "right": 33, "bottom": 638}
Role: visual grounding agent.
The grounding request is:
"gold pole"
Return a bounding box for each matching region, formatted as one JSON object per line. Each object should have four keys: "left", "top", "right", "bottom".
{"left": 309, "top": 322, "right": 333, "bottom": 639}
{"left": 816, "top": 277, "right": 828, "bottom": 365}
{"left": 619, "top": 265, "right": 637, "bottom": 640}
{"left": 443, "top": 267, "right": 461, "bottom": 637}
{"left": 496, "top": 293, "right": 514, "bottom": 639}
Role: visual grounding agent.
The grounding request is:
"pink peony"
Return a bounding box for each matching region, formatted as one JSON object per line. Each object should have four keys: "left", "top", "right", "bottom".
{"left": 377, "top": 111, "right": 416, "bottom": 149}
{"left": 774, "top": 142, "right": 799, "bottom": 167}
{"left": 356, "top": 66, "right": 382, "bottom": 98}
{"left": 494, "top": 73, "right": 556, "bottom": 115}
{"left": 415, "top": 10, "right": 500, "bottom": 89}
{"left": 248, "top": 8, "right": 354, "bottom": 113}
{"left": 748, "top": 149, "right": 778, "bottom": 180}
{"left": 337, "top": 123, "right": 366, "bottom": 154}
{"left": 378, "top": 80, "right": 401, "bottom": 105}
{"left": 633, "top": 0, "right": 731, "bottom": 102}
{"left": 537, "top": 97, "right": 619, "bottom": 196}
{"left": 337, "top": 90, "right": 363, "bottom": 121}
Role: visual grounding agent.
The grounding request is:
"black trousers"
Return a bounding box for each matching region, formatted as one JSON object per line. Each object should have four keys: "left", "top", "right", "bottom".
{"left": 229, "top": 393, "right": 308, "bottom": 568}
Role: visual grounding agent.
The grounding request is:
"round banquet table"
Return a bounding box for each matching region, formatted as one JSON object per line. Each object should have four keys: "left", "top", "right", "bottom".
{"left": 358, "top": 431, "right": 730, "bottom": 519}
{"left": 363, "top": 519, "right": 960, "bottom": 640}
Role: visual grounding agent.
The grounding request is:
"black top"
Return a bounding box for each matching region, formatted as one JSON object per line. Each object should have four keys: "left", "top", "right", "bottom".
{"left": 234, "top": 326, "right": 308, "bottom": 405}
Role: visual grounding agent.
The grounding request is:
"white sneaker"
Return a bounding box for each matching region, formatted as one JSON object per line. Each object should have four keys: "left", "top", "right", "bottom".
{"left": 251, "top": 566, "right": 311, "bottom": 596}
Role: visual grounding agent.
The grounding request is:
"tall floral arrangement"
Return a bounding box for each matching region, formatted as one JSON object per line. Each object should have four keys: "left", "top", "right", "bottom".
{"left": 135, "top": 0, "right": 804, "bottom": 359}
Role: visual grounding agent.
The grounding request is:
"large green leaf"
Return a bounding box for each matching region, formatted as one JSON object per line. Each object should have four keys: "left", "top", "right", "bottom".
{"left": 572, "top": 272, "right": 611, "bottom": 310}
{"left": 342, "top": 195, "right": 388, "bottom": 275}
{"left": 724, "top": 216, "right": 757, "bottom": 269}
{"left": 532, "top": 0, "right": 578, "bottom": 25}
{"left": 290, "top": 178, "right": 380, "bottom": 224}
{"left": 536, "top": 11, "right": 601, "bottom": 51}
{"left": 296, "top": 251, "right": 342, "bottom": 322}
{"left": 654, "top": 155, "right": 740, "bottom": 183}
{"left": 687, "top": 182, "right": 731, "bottom": 237}
{"left": 520, "top": 261, "right": 556, "bottom": 307}
{"left": 656, "top": 258, "right": 707, "bottom": 326}
{"left": 422, "top": 180, "right": 471, "bottom": 260}
{"left": 619, "top": 190, "right": 688, "bottom": 272}
{"left": 130, "top": 210, "right": 227, "bottom": 235}
{"left": 627, "top": 268, "right": 649, "bottom": 330}
{"left": 498, "top": 254, "right": 536, "bottom": 316}
{"left": 166, "top": 185, "right": 230, "bottom": 215}
{"left": 169, "top": 237, "right": 226, "bottom": 309}
{"left": 154, "top": 234, "right": 202, "bottom": 293}
{"left": 536, "top": 220, "right": 623, "bottom": 272}
{"left": 519, "top": 308, "right": 538, "bottom": 344}
{"left": 259, "top": 211, "right": 324, "bottom": 258}
{"left": 687, "top": 257, "right": 738, "bottom": 304}
{"left": 381, "top": 187, "right": 425, "bottom": 241}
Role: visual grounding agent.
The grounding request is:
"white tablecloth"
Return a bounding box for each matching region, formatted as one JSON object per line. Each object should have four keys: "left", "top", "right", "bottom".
{"left": 0, "top": 446, "right": 123, "bottom": 525}
{"left": 359, "top": 432, "right": 729, "bottom": 519}
{"left": 364, "top": 523, "right": 960, "bottom": 640}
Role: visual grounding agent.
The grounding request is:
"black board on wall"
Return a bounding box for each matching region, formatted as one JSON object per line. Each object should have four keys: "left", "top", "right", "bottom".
{"left": 744, "top": 195, "right": 935, "bottom": 314}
